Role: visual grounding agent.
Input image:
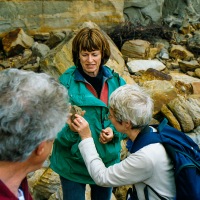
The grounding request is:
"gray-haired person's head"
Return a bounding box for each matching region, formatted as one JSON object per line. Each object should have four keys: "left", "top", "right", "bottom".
{"left": 0, "top": 69, "right": 70, "bottom": 162}
{"left": 109, "top": 84, "right": 153, "bottom": 129}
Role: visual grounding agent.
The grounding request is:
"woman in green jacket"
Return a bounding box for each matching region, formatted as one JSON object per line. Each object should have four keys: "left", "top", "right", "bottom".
{"left": 50, "top": 27, "right": 126, "bottom": 200}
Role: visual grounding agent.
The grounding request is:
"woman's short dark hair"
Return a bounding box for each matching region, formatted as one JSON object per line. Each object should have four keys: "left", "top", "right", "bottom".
{"left": 72, "top": 27, "right": 111, "bottom": 67}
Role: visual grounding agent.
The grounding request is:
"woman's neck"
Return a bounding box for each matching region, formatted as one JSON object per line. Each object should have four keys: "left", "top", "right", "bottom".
{"left": 129, "top": 129, "right": 141, "bottom": 141}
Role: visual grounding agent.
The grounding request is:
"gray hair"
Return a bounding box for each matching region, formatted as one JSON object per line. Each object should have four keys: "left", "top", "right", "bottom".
{"left": 109, "top": 84, "right": 153, "bottom": 129}
{"left": 0, "top": 69, "right": 70, "bottom": 162}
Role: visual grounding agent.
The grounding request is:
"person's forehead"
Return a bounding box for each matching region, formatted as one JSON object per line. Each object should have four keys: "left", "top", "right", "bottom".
{"left": 80, "top": 50, "right": 101, "bottom": 53}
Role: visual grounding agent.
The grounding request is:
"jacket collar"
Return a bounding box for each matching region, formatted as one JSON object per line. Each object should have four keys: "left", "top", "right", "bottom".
{"left": 74, "top": 66, "right": 113, "bottom": 82}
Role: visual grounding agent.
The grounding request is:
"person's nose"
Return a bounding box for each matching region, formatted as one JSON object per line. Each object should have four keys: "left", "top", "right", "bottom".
{"left": 87, "top": 55, "right": 93, "bottom": 62}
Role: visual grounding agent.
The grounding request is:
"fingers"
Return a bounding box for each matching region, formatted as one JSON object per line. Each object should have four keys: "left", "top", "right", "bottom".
{"left": 71, "top": 115, "right": 91, "bottom": 140}
{"left": 99, "top": 131, "right": 113, "bottom": 144}
{"left": 67, "top": 113, "right": 83, "bottom": 132}
{"left": 73, "top": 117, "right": 84, "bottom": 128}
{"left": 99, "top": 134, "right": 107, "bottom": 144}
{"left": 99, "top": 139, "right": 106, "bottom": 144}
{"left": 72, "top": 115, "right": 89, "bottom": 132}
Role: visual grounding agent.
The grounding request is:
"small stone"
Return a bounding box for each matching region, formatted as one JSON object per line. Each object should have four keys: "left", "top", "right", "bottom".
{"left": 70, "top": 105, "right": 84, "bottom": 121}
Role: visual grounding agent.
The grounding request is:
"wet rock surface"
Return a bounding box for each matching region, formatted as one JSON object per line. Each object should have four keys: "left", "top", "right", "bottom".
{"left": 1, "top": 19, "right": 200, "bottom": 200}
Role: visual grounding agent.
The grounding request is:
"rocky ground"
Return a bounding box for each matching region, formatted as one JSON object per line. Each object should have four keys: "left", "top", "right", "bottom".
{"left": 0, "top": 20, "right": 200, "bottom": 200}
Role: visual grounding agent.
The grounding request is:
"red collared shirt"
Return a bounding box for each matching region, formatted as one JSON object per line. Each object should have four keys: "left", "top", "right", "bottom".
{"left": 0, "top": 178, "right": 33, "bottom": 200}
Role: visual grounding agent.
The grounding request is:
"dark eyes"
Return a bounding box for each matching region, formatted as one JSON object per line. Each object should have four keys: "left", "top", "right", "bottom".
{"left": 82, "top": 54, "right": 98, "bottom": 56}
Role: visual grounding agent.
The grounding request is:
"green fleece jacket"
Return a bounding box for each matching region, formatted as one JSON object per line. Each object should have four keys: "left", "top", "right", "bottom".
{"left": 50, "top": 65, "right": 126, "bottom": 184}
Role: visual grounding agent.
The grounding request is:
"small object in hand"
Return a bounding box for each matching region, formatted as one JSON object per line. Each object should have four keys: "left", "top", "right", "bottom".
{"left": 70, "top": 105, "right": 84, "bottom": 121}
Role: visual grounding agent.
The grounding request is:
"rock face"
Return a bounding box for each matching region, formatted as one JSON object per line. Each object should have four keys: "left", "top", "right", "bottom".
{"left": 0, "top": 0, "right": 124, "bottom": 37}
{"left": 1, "top": 2, "right": 200, "bottom": 197}
{"left": 127, "top": 59, "right": 166, "bottom": 73}
{"left": 1, "top": 0, "right": 200, "bottom": 37}
{"left": 121, "top": 39, "right": 150, "bottom": 59}
{"left": 124, "top": 0, "right": 165, "bottom": 25}
{"left": 2, "top": 28, "right": 34, "bottom": 56}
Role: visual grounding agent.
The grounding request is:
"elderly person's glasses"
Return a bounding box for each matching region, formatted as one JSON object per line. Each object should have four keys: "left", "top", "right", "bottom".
{"left": 105, "top": 112, "right": 122, "bottom": 123}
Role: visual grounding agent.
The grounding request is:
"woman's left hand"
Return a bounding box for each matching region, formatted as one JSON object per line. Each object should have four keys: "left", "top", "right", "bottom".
{"left": 71, "top": 114, "right": 92, "bottom": 140}
{"left": 99, "top": 127, "right": 114, "bottom": 144}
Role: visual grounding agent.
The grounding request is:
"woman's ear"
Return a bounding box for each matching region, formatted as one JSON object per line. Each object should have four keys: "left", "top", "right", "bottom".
{"left": 123, "top": 121, "right": 132, "bottom": 130}
{"left": 35, "top": 141, "right": 45, "bottom": 156}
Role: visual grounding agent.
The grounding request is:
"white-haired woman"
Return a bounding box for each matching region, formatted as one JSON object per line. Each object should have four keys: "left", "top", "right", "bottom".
{"left": 72, "top": 84, "right": 176, "bottom": 200}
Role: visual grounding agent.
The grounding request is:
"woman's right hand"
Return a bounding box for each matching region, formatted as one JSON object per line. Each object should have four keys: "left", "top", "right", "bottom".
{"left": 71, "top": 114, "right": 92, "bottom": 140}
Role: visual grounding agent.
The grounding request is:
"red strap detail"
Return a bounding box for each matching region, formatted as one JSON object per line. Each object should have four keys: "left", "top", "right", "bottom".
{"left": 86, "top": 82, "right": 108, "bottom": 105}
{"left": 86, "top": 84, "right": 98, "bottom": 97}
{"left": 100, "top": 82, "right": 108, "bottom": 105}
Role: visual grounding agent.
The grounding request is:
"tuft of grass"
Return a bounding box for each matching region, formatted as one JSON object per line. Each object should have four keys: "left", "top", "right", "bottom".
{"left": 107, "top": 20, "right": 175, "bottom": 50}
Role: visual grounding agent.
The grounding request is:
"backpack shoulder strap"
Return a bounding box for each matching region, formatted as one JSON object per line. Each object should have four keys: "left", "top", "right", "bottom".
{"left": 157, "top": 118, "right": 168, "bottom": 132}
{"left": 155, "top": 118, "right": 200, "bottom": 163}
{"left": 144, "top": 185, "right": 168, "bottom": 200}
{"left": 129, "top": 126, "right": 162, "bottom": 153}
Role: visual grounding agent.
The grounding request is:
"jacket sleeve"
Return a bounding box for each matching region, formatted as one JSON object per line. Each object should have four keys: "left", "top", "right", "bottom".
{"left": 56, "top": 67, "right": 82, "bottom": 147}
{"left": 78, "top": 138, "right": 153, "bottom": 187}
{"left": 56, "top": 123, "right": 81, "bottom": 147}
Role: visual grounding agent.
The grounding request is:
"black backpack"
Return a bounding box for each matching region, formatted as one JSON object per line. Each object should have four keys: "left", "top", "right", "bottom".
{"left": 126, "top": 118, "right": 200, "bottom": 200}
